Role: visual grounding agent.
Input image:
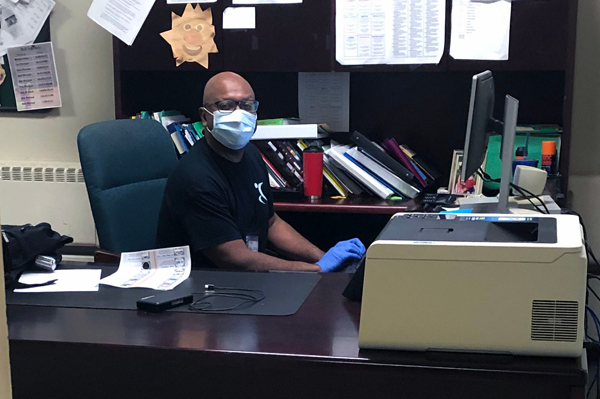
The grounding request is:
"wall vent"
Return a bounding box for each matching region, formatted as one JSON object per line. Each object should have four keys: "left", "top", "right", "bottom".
{"left": 531, "top": 300, "right": 578, "bottom": 342}
{"left": 0, "top": 164, "right": 84, "bottom": 183}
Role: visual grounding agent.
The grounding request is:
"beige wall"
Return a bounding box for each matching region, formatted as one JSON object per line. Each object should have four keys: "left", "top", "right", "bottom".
{"left": 0, "top": 2, "right": 116, "bottom": 394}
{"left": 0, "top": 0, "right": 115, "bottom": 163}
{"left": 570, "top": 0, "right": 600, "bottom": 251}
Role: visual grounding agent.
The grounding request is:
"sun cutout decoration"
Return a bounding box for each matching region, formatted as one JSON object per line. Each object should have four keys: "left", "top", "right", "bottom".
{"left": 160, "top": 4, "right": 218, "bottom": 68}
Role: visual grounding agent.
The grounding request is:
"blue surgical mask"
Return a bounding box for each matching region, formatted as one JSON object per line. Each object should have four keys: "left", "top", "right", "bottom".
{"left": 206, "top": 109, "right": 257, "bottom": 150}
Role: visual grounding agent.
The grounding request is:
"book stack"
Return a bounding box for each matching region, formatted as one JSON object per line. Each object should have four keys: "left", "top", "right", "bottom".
{"left": 133, "top": 110, "right": 204, "bottom": 157}
{"left": 166, "top": 122, "right": 204, "bottom": 156}
{"left": 252, "top": 131, "right": 441, "bottom": 201}
{"left": 324, "top": 132, "right": 442, "bottom": 200}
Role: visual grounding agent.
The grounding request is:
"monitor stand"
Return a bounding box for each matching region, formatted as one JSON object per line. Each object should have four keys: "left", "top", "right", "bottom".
{"left": 497, "top": 95, "right": 519, "bottom": 213}
{"left": 470, "top": 95, "right": 519, "bottom": 214}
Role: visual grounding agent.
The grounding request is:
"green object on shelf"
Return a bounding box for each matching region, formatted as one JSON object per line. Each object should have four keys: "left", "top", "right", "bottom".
{"left": 193, "top": 122, "right": 205, "bottom": 139}
{"left": 257, "top": 118, "right": 300, "bottom": 126}
{"left": 389, "top": 196, "right": 404, "bottom": 201}
{"left": 483, "top": 125, "right": 561, "bottom": 191}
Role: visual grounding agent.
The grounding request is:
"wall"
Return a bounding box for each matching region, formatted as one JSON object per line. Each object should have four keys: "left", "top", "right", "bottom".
{"left": 0, "top": 0, "right": 115, "bottom": 163}
{"left": 569, "top": 0, "right": 600, "bottom": 251}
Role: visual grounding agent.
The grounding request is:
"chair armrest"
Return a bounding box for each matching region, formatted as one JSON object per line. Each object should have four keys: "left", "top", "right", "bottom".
{"left": 94, "top": 250, "right": 121, "bottom": 264}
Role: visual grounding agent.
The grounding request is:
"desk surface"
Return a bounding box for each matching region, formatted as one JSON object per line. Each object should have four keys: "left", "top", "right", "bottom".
{"left": 7, "top": 262, "right": 587, "bottom": 399}
{"left": 274, "top": 196, "right": 417, "bottom": 214}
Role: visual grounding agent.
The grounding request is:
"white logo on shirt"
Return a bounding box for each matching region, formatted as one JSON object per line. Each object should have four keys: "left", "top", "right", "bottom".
{"left": 254, "top": 182, "right": 267, "bottom": 205}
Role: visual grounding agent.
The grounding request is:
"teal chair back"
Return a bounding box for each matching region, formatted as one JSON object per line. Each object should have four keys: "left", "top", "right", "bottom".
{"left": 78, "top": 119, "right": 178, "bottom": 253}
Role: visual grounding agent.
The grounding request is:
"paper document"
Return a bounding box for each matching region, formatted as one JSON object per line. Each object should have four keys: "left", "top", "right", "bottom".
{"left": 100, "top": 246, "right": 192, "bottom": 291}
{"left": 87, "top": 0, "right": 156, "bottom": 46}
{"left": 7, "top": 41, "right": 61, "bottom": 111}
{"left": 167, "top": 0, "right": 216, "bottom": 3}
{"left": 233, "top": 0, "right": 301, "bottom": 4}
{"left": 14, "top": 269, "right": 102, "bottom": 293}
{"left": 336, "top": 0, "right": 445, "bottom": 66}
{"left": 298, "top": 72, "right": 350, "bottom": 132}
{"left": 0, "top": 0, "right": 55, "bottom": 57}
{"left": 223, "top": 7, "right": 255, "bottom": 30}
{"left": 450, "top": 0, "right": 511, "bottom": 61}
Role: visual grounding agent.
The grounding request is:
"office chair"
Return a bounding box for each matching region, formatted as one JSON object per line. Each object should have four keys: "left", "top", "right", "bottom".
{"left": 78, "top": 119, "right": 178, "bottom": 259}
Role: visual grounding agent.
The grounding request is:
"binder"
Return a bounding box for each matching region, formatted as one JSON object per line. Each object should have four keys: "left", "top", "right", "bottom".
{"left": 261, "top": 153, "right": 289, "bottom": 187}
{"left": 382, "top": 138, "right": 427, "bottom": 188}
{"left": 327, "top": 146, "right": 393, "bottom": 200}
{"left": 346, "top": 147, "right": 419, "bottom": 198}
{"left": 324, "top": 156, "right": 364, "bottom": 195}
{"left": 350, "top": 131, "right": 414, "bottom": 182}
{"left": 399, "top": 144, "right": 443, "bottom": 181}
{"left": 254, "top": 141, "right": 302, "bottom": 187}
{"left": 167, "top": 123, "right": 188, "bottom": 154}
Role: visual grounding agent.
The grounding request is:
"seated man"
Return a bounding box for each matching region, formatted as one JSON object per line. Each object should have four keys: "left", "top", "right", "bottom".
{"left": 157, "top": 72, "right": 365, "bottom": 272}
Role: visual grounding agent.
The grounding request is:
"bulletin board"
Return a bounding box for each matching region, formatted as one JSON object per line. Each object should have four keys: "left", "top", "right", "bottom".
{"left": 0, "top": 18, "right": 51, "bottom": 113}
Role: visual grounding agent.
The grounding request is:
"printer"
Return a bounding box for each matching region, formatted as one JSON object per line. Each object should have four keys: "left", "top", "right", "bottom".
{"left": 359, "top": 213, "right": 587, "bottom": 357}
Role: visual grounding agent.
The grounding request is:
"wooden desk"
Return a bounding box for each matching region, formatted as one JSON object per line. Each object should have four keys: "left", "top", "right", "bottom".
{"left": 274, "top": 197, "right": 416, "bottom": 250}
{"left": 274, "top": 196, "right": 417, "bottom": 214}
{"left": 7, "top": 265, "right": 586, "bottom": 399}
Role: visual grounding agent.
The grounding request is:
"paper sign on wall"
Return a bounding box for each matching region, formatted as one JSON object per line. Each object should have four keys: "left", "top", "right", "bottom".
{"left": 160, "top": 4, "right": 219, "bottom": 68}
{"left": 450, "top": 0, "right": 511, "bottom": 61}
{"left": 223, "top": 7, "right": 255, "bottom": 30}
{"left": 335, "top": 0, "right": 445, "bottom": 66}
{"left": 233, "top": 0, "right": 301, "bottom": 4}
{"left": 167, "top": 0, "right": 216, "bottom": 3}
{"left": 298, "top": 72, "right": 350, "bottom": 133}
{"left": 7, "top": 41, "right": 61, "bottom": 111}
{"left": 0, "top": 0, "right": 55, "bottom": 57}
{"left": 87, "top": 0, "right": 156, "bottom": 46}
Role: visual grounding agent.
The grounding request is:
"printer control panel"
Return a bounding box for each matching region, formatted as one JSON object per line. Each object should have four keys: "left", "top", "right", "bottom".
{"left": 379, "top": 214, "right": 556, "bottom": 244}
{"left": 398, "top": 214, "right": 539, "bottom": 223}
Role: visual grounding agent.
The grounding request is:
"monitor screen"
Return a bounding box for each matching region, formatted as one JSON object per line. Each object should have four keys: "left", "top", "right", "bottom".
{"left": 461, "top": 71, "right": 495, "bottom": 183}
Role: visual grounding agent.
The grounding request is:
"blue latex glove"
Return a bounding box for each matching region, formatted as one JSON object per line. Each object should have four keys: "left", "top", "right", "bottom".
{"left": 317, "top": 238, "right": 366, "bottom": 272}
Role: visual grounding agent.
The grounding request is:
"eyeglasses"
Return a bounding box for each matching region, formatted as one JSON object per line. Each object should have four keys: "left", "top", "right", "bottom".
{"left": 203, "top": 100, "right": 259, "bottom": 113}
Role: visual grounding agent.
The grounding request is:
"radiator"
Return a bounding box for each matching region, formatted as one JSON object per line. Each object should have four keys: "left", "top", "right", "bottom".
{"left": 0, "top": 162, "right": 97, "bottom": 245}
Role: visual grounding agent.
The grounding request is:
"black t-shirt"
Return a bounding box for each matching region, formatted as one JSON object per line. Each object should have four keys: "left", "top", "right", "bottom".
{"left": 156, "top": 138, "right": 274, "bottom": 268}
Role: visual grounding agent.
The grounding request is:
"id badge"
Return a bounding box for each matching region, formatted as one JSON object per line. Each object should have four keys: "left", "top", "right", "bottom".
{"left": 245, "top": 234, "right": 259, "bottom": 252}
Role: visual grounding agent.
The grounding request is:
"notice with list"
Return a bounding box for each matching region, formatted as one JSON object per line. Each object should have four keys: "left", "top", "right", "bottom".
{"left": 336, "top": 0, "right": 445, "bottom": 66}
{"left": 7, "top": 41, "right": 61, "bottom": 111}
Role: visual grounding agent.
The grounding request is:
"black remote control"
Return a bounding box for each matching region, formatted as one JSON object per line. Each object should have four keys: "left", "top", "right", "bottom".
{"left": 422, "top": 194, "right": 456, "bottom": 205}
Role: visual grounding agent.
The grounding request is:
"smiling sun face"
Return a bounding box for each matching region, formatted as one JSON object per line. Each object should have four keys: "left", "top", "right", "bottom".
{"left": 160, "top": 4, "right": 218, "bottom": 68}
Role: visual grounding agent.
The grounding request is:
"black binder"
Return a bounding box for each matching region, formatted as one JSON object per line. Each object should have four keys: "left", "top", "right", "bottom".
{"left": 350, "top": 131, "right": 414, "bottom": 182}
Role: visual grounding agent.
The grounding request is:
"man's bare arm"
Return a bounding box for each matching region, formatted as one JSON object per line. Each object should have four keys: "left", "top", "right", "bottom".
{"left": 203, "top": 239, "right": 322, "bottom": 271}
{"left": 267, "top": 213, "right": 325, "bottom": 263}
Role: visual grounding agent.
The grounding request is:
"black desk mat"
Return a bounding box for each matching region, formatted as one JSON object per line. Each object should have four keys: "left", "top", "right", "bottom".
{"left": 6, "top": 266, "right": 322, "bottom": 316}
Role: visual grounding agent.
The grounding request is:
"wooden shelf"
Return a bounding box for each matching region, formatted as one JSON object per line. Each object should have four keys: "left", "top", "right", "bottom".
{"left": 274, "top": 196, "right": 418, "bottom": 214}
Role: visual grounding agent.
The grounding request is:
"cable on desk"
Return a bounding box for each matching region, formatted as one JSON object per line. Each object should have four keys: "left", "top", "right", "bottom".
{"left": 565, "top": 209, "right": 600, "bottom": 273}
{"left": 476, "top": 168, "right": 549, "bottom": 214}
{"left": 586, "top": 304, "right": 600, "bottom": 398}
{"left": 188, "top": 284, "right": 265, "bottom": 312}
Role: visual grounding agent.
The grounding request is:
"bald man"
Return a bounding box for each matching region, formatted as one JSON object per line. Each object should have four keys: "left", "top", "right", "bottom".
{"left": 157, "top": 72, "right": 365, "bottom": 271}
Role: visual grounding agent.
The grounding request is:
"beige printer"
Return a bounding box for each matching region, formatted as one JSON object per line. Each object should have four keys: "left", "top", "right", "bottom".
{"left": 359, "top": 213, "right": 587, "bottom": 357}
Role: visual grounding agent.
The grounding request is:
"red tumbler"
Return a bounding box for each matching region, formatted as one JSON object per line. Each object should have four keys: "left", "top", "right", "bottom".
{"left": 303, "top": 146, "right": 324, "bottom": 200}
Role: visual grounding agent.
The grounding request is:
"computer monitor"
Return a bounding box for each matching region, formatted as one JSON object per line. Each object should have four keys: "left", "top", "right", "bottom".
{"left": 461, "top": 71, "right": 497, "bottom": 183}
{"left": 461, "top": 70, "right": 519, "bottom": 213}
